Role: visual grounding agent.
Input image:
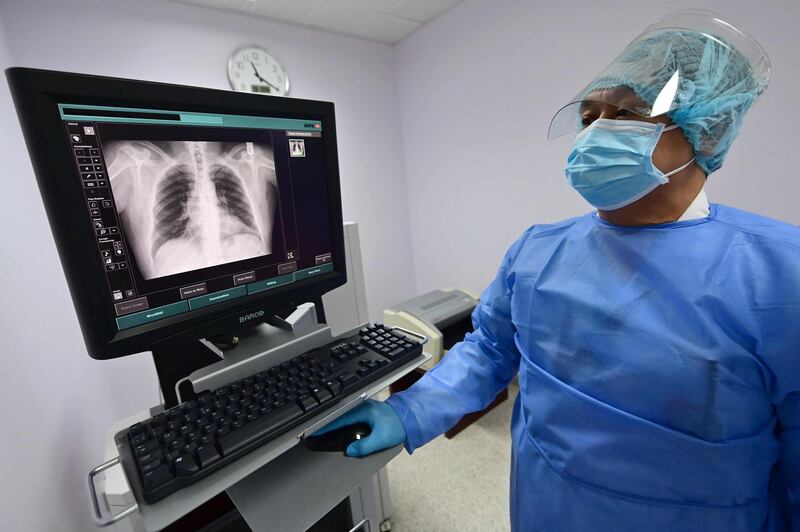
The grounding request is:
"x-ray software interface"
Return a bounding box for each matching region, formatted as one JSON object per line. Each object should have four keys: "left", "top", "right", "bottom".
{"left": 60, "top": 105, "right": 335, "bottom": 331}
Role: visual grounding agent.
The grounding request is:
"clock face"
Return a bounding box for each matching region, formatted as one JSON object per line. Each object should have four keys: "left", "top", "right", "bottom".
{"left": 228, "top": 46, "right": 290, "bottom": 96}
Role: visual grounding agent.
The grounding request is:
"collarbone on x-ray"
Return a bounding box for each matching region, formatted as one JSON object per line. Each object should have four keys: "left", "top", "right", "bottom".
{"left": 106, "top": 140, "right": 277, "bottom": 280}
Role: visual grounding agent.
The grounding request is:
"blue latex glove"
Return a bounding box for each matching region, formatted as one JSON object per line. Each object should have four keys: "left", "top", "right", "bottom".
{"left": 313, "top": 399, "right": 406, "bottom": 457}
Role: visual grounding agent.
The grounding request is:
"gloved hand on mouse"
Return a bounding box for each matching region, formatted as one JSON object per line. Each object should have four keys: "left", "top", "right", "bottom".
{"left": 313, "top": 399, "right": 406, "bottom": 457}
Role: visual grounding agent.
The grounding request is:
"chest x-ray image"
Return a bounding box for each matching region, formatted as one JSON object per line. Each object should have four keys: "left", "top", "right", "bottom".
{"left": 106, "top": 140, "right": 278, "bottom": 280}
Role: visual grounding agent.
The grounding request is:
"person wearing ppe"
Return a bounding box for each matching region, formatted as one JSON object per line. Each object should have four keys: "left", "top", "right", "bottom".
{"left": 317, "top": 10, "right": 799, "bottom": 531}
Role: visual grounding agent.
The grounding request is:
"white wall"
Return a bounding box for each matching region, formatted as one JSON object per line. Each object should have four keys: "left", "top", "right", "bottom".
{"left": 0, "top": 1, "right": 415, "bottom": 530}
{"left": 395, "top": 0, "right": 800, "bottom": 295}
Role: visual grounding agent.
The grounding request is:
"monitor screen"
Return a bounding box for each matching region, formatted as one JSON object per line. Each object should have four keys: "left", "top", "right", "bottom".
{"left": 7, "top": 67, "right": 346, "bottom": 358}
{"left": 60, "top": 104, "right": 335, "bottom": 331}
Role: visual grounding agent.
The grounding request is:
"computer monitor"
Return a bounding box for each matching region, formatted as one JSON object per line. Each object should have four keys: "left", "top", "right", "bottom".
{"left": 7, "top": 68, "right": 346, "bottom": 360}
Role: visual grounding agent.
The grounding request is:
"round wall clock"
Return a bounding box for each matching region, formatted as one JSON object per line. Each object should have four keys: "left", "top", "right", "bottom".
{"left": 228, "top": 45, "right": 290, "bottom": 96}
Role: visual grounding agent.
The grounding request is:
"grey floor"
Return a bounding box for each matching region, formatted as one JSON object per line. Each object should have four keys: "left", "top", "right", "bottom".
{"left": 382, "top": 384, "right": 518, "bottom": 532}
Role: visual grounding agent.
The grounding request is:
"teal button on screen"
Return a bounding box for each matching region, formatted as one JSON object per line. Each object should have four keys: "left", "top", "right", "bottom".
{"left": 247, "top": 273, "right": 295, "bottom": 294}
{"left": 294, "top": 263, "right": 334, "bottom": 280}
{"left": 188, "top": 286, "right": 247, "bottom": 310}
{"left": 116, "top": 301, "right": 190, "bottom": 330}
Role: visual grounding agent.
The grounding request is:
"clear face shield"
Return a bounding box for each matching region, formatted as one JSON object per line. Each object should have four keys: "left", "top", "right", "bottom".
{"left": 547, "top": 9, "right": 771, "bottom": 141}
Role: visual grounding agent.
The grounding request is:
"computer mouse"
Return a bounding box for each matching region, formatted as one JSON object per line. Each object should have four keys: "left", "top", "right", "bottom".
{"left": 304, "top": 422, "right": 372, "bottom": 453}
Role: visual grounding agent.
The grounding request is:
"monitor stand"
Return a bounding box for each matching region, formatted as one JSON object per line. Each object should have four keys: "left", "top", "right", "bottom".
{"left": 151, "top": 296, "right": 327, "bottom": 408}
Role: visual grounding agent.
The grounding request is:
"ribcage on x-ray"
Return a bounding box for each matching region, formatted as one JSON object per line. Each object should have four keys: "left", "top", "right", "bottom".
{"left": 106, "top": 140, "right": 277, "bottom": 280}
{"left": 212, "top": 165, "right": 257, "bottom": 230}
{"left": 152, "top": 165, "right": 194, "bottom": 258}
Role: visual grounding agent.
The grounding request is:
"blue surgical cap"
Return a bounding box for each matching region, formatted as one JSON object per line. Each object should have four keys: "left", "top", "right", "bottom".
{"left": 581, "top": 30, "right": 766, "bottom": 174}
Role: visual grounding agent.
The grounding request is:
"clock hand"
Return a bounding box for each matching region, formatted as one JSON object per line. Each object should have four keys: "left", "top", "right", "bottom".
{"left": 251, "top": 63, "right": 281, "bottom": 90}
{"left": 250, "top": 62, "right": 265, "bottom": 81}
{"left": 262, "top": 78, "right": 281, "bottom": 91}
{"left": 251, "top": 62, "right": 281, "bottom": 91}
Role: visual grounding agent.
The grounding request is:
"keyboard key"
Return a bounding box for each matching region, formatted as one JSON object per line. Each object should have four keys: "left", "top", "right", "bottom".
{"left": 218, "top": 403, "right": 304, "bottom": 457}
{"left": 139, "top": 458, "right": 163, "bottom": 474}
{"left": 195, "top": 445, "right": 221, "bottom": 468}
{"left": 297, "top": 394, "right": 318, "bottom": 412}
{"left": 172, "top": 454, "right": 199, "bottom": 477}
{"left": 134, "top": 439, "right": 159, "bottom": 456}
{"left": 324, "top": 379, "right": 343, "bottom": 396}
{"left": 312, "top": 388, "right": 333, "bottom": 404}
{"left": 386, "top": 348, "right": 405, "bottom": 360}
{"left": 143, "top": 465, "right": 173, "bottom": 491}
{"left": 339, "top": 373, "right": 359, "bottom": 387}
{"left": 182, "top": 442, "right": 197, "bottom": 455}
{"left": 136, "top": 449, "right": 163, "bottom": 464}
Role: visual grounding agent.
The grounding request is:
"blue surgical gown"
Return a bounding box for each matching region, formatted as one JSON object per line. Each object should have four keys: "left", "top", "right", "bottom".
{"left": 385, "top": 204, "right": 800, "bottom": 531}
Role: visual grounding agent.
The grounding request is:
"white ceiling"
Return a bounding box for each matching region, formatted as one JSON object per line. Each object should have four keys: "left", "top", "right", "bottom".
{"left": 171, "top": 0, "right": 465, "bottom": 44}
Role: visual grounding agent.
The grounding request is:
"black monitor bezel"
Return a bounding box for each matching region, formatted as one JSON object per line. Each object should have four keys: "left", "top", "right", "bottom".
{"left": 6, "top": 67, "right": 347, "bottom": 360}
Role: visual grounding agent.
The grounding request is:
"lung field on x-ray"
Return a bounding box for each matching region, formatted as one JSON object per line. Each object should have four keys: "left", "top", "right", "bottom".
{"left": 106, "top": 140, "right": 278, "bottom": 280}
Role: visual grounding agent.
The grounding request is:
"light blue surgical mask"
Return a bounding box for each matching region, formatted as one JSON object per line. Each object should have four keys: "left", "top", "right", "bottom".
{"left": 565, "top": 118, "right": 696, "bottom": 211}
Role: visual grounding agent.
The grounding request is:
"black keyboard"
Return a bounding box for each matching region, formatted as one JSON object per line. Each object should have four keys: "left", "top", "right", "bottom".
{"left": 123, "top": 324, "right": 422, "bottom": 503}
